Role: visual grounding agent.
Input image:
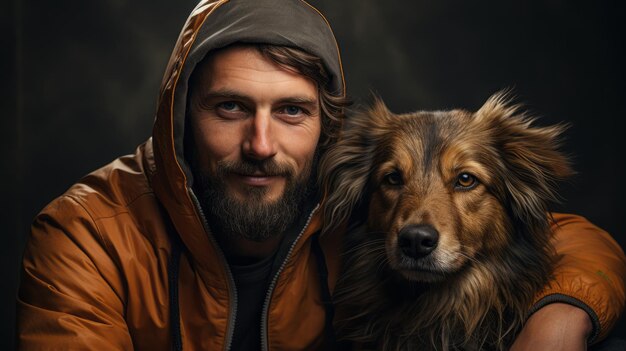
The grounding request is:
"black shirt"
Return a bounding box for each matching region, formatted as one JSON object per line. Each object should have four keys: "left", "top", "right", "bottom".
{"left": 226, "top": 197, "right": 319, "bottom": 351}
{"left": 229, "top": 254, "right": 274, "bottom": 351}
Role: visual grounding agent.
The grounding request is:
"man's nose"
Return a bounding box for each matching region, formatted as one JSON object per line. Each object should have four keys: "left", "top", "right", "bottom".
{"left": 243, "top": 110, "right": 277, "bottom": 160}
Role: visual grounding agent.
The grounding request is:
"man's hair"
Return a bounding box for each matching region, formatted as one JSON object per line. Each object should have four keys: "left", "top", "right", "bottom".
{"left": 255, "top": 44, "right": 350, "bottom": 150}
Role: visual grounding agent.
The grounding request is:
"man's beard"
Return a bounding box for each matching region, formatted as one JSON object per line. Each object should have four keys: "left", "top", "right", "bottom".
{"left": 194, "top": 154, "right": 317, "bottom": 242}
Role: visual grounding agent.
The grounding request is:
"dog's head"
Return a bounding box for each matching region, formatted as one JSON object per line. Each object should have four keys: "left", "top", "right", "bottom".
{"left": 320, "top": 92, "right": 572, "bottom": 282}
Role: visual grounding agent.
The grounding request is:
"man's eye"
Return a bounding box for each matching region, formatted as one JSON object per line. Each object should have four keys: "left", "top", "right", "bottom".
{"left": 278, "top": 105, "right": 309, "bottom": 118}
{"left": 218, "top": 101, "right": 241, "bottom": 111}
{"left": 214, "top": 101, "right": 247, "bottom": 119}
{"left": 284, "top": 106, "right": 302, "bottom": 115}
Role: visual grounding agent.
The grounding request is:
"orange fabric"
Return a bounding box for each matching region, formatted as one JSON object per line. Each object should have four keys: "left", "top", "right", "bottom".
{"left": 17, "top": 145, "right": 626, "bottom": 349}
{"left": 16, "top": 0, "right": 625, "bottom": 349}
{"left": 18, "top": 0, "right": 347, "bottom": 348}
{"left": 17, "top": 141, "right": 338, "bottom": 350}
{"left": 534, "top": 213, "right": 626, "bottom": 341}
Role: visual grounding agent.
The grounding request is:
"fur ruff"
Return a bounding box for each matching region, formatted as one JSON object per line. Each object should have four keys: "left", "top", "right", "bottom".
{"left": 319, "top": 92, "right": 572, "bottom": 350}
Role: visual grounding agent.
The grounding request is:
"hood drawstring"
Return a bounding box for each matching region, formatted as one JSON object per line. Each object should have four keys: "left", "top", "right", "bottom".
{"left": 311, "top": 231, "right": 337, "bottom": 350}
{"left": 168, "top": 225, "right": 184, "bottom": 351}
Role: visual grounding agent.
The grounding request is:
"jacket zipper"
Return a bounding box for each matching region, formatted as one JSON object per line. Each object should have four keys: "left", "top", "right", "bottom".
{"left": 188, "top": 189, "right": 238, "bottom": 351}
{"left": 260, "top": 203, "right": 320, "bottom": 351}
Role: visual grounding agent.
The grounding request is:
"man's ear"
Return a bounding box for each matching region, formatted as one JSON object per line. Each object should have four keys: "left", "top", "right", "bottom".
{"left": 319, "top": 97, "right": 394, "bottom": 232}
{"left": 474, "top": 92, "right": 573, "bottom": 228}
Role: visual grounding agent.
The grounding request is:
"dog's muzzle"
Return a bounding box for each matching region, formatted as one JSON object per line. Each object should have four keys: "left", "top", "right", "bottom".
{"left": 398, "top": 225, "right": 439, "bottom": 259}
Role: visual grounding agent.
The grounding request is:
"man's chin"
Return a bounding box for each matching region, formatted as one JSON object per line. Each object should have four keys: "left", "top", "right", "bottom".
{"left": 227, "top": 182, "right": 287, "bottom": 204}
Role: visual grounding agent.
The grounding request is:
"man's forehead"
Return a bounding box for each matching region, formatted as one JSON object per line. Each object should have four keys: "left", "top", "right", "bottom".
{"left": 202, "top": 46, "right": 307, "bottom": 78}
{"left": 192, "top": 45, "right": 319, "bottom": 103}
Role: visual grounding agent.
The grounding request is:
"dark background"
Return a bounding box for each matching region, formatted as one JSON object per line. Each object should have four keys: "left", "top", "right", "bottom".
{"left": 2, "top": 0, "right": 625, "bottom": 349}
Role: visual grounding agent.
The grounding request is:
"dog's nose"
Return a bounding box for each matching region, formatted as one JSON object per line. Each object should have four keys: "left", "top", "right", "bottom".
{"left": 398, "top": 225, "right": 439, "bottom": 258}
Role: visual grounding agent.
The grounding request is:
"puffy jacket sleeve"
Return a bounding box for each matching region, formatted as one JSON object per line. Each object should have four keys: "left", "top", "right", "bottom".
{"left": 531, "top": 213, "right": 626, "bottom": 343}
{"left": 17, "top": 195, "right": 133, "bottom": 350}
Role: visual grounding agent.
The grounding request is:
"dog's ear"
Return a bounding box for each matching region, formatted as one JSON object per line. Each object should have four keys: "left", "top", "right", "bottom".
{"left": 474, "top": 92, "right": 573, "bottom": 228}
{"left": 319, "top": 97, "right": 395, "bottom": 232}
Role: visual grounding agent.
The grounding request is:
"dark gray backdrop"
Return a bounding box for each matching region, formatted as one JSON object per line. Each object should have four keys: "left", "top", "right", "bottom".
{"left": 3, "top": 0, "right": 625, "bottom": 349}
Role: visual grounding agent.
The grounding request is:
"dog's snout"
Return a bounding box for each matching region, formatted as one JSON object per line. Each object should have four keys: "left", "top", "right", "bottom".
{"left": 398, "top": 225, "right": 439, "bottom": 258}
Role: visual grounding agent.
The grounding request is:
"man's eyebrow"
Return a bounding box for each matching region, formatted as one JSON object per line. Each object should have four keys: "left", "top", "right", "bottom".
{"left": 198, "top": 89, "right": 319, "bottom": 107}
{"left": 198, "top": 89, "right": 252, "bottom": 103}
{"left": 276, "top": 96, "right": 319, "bottom": 106}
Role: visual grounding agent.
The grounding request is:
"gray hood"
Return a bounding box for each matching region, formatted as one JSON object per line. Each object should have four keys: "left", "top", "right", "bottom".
{"left": 150, "top": 0, "right": 345, "bottom": 274}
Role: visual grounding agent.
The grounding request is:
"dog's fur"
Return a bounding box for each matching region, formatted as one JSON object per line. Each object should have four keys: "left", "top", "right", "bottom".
{"left": 319, "top": 93, "right": 572, "bottom": 350}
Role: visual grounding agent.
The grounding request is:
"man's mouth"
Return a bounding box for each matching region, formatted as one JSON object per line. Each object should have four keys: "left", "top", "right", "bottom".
{"left": 234, "top": 172, "right": 283, "bottom": 186}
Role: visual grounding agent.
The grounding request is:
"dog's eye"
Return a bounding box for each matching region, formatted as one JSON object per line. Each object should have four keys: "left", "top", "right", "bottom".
{"left": 384, "top": 171, "right": 404, "bottom": 186}
{"left": 455, "top": 173, "right": 478, "bottom": 190}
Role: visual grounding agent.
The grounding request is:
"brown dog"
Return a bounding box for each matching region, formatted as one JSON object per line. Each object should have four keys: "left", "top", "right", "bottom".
{"left": 320, "top": 93, "right": 572, "bottom": 350}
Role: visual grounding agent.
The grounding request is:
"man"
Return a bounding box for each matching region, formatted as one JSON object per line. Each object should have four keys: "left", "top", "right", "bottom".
{"left": 17, "top": 0, "right": 626, "bottom": 350}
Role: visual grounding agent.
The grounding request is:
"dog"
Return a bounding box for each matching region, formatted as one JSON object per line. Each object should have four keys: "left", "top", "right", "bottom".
{"left": 319, "top": 92, "right": 572, "bottom": 350}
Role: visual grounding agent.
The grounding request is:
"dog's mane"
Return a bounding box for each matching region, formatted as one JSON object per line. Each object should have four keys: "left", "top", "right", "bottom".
{"left": 334, "top": 224, "right": 555, "bottom": 350}
{"left": 321, "top": 92, "right": 572, "bottom": 350}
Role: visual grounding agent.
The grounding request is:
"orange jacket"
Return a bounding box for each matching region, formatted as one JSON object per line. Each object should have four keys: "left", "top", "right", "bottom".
{"left": 17, "top": 0, "right": 626, "bottom": 350}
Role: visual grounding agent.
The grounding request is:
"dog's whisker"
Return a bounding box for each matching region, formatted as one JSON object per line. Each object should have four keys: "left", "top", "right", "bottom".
{"left": 374, "top": 256, "right": 390, "bottom": 275}
{"left": 454, "top": 251, "right": 481, "bottom": 265}
{"left": 341, "top": 239, "right": 386, "bottom": 256}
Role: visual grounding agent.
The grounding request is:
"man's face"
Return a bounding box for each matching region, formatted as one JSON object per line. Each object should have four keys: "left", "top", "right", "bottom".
{"left": 188, "top": 45, "right": 321, "bottom": 240}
